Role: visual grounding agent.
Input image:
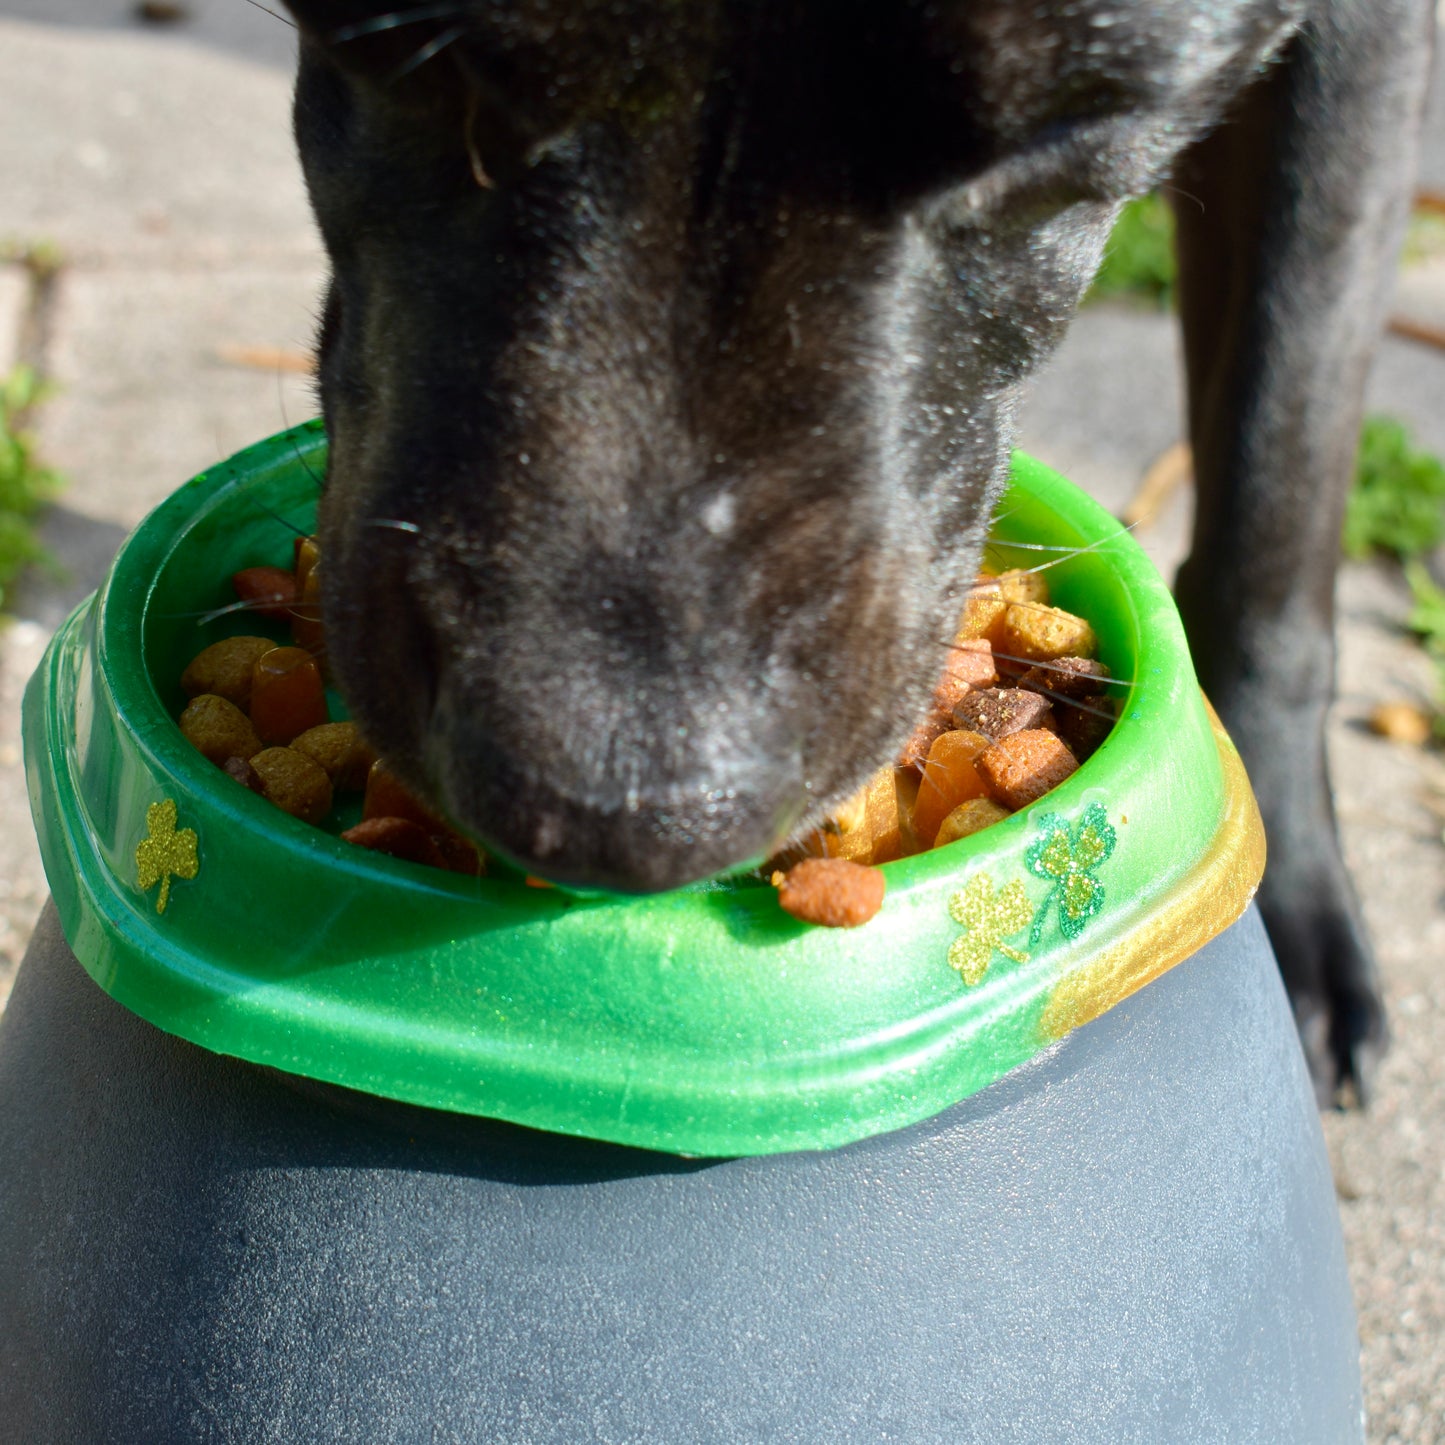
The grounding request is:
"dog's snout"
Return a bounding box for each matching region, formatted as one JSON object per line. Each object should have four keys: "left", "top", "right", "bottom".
{"left": 425, "top": 682, "right": 806, "bottom": 891}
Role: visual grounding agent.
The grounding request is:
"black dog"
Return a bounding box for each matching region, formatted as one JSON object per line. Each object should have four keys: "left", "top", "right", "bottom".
{"left": 280, "top": 0, "right": 1432, "bottom": 1105}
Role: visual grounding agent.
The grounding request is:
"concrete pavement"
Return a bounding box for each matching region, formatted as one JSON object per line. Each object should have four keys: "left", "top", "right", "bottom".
{"left": 0, "top": 7, "right": 1441, "bottom": 1439}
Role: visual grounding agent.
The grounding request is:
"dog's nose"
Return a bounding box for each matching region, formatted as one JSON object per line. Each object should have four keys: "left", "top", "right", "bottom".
{"left": 424, "top": 695, "right": 805, "bottom": 893}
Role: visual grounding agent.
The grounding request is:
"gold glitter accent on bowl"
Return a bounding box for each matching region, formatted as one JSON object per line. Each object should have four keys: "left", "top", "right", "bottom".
{"left": 1038, "top": 702, "right": 1265, "bottom": 1040}
{"left": 135, "top": 799, "right": 200, "bottom": 915}
{"left": 946, "top": 874, "right": 1033, "bottom": 985}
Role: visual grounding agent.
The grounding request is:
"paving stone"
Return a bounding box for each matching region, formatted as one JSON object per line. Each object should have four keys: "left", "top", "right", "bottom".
{"left": 0, "top": 17, "right": 313, "bottom": 265}
{"left": 0, "top": 266, "right": 28, "bottom": 377}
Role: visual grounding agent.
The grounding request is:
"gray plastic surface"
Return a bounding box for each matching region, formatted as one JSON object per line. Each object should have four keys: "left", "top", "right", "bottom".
{"left": 0, "top": 901, "right": 1362, "bottom": 1444}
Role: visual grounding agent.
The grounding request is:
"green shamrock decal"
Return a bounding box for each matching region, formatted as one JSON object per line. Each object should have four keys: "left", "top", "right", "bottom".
{"left": 946, "top": 874, "right": 1034, "bottom": 986}
{"left": 1025, "top": 801, "right": 1117, "bottom": 944}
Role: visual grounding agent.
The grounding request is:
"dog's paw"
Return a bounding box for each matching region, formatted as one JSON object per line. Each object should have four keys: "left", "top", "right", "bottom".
{"left": 1257, "top": 862, "right": 1386, "bottom": 1109}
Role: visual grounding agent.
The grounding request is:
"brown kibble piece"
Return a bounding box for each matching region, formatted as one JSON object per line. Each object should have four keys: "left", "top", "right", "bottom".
{"left": 1053, "top": 697, "right": 1117, "bottom": 762}
{"left": 934, "top": 797, "right": 1013, "bottom": 846}
{"left": 249, "top": 746, "right": 334, "bottom": 825}
{"left": 179, "top": 693, "right": 262, "bottom": 765}
{"left": 898, "top": 661, "right": 981, "bottom": 771}
{"left": 911, "top": 728, "right": 992, "bottom": 848}
{"left": 1369, "top": 700, "right": 1432, "bottom": 746}
{"left": 1017, "top": 656, "right": 1113, "bottom": 700}
{"left": 290, "top": 721, "right": 377, "bottom": 792}
{"left": 249, "top": 646, "right": 329, "bottom": 746}
{"left": 998, "top": 604, "right": 1097, "bottom": 665}
{"left": 952, "top": 687, "right": 1054, "bottom": 741}
{"left": 180, "top": 635, "right": 275, "bottom": 708}
{"left": 976, "top": 729, "right": 1079, "bottom": 810}
{"left": 232, "top": 566, "right": 298, "bottom": 623}
{"left": 341, "top": 816, "right": 446, "bottom": 869}
{"left": 775, "top": 857, "right": 886, "bottom": 928}
{"left": 222, "top": 755, "right": 266, "bottom": 794}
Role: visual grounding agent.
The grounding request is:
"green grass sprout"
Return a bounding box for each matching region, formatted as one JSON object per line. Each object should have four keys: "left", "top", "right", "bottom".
{"left": 0, "top": 365, "right": 63, "bottom": 610}
{"left": 1344, "top": 416, "right": 1445, "bottom": 562}
{"left": 1085, "top": 194, "right": 1177, "bottom": 307}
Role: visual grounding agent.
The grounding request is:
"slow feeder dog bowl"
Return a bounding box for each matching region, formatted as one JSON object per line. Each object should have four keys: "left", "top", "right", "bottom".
{"left": 0, "top": 424, "right": 1363, "bottom": 1441}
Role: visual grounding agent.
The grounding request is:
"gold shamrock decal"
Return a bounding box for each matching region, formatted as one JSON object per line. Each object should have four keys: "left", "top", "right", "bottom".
{"left": 946, "top": 874, "right": 1034, "bottom": 986}
{"left": 135, "top": 799, "right": 199, "bottom": 915}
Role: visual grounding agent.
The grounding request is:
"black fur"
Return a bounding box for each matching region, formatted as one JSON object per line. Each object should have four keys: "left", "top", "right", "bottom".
{"left": 281, "top": 0, "right": 1433, "bottom": 1104}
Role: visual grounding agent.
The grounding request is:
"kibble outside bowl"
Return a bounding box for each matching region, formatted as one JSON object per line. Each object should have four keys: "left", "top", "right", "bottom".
{"left": 0, "top": 423, "right": 1364, "bottom": 1442}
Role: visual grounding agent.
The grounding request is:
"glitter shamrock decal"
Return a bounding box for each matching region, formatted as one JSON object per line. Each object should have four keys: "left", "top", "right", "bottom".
{"left": 1025, "top": 801, "right": 1116, "bottom": 945}
{"left": 946, "top": 874, "right": 1034, "bottom": 986}
{"left": 135, "top": 799, "right": 199, "bottom": 915}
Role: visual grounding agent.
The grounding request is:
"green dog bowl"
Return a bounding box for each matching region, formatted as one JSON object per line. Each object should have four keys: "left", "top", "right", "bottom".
{"left": 23, "top": 422, "right": 1263, "bottom": 1155}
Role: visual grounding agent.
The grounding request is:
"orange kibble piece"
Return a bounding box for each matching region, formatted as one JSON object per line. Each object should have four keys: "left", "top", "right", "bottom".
{"left": 775, "top": 857, "right": 886, "bottom": 928}
{"left": 976, "top": 729, "right": 1079, "bottom": 810}
{"left": 933, "top": 797, "right": 1012, "bottom": 847}
{"left": 998, "top": 603, "right": 1097, "bottom": 665}
{"left": 294, "top": 534, "right": 321, "bottom": 592}
{"left": 911, "top": 729, "right": 992, "bottom": 849}
{"left": 248, "top": 646, "right": 329, "bottom": 746}
{"left": 291, "top": 559, "right": 326, "bottom": 656}
{"left": 232, "top": 566, "right": 298, "bottom": 623}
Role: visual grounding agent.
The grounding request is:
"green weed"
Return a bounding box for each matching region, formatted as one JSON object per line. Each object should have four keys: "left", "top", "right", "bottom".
{"left": 1085, "top": 194, "right": 1177, "bottom": 307}
{"left": 0, "top": 366, "right": 62, "bottom": 609}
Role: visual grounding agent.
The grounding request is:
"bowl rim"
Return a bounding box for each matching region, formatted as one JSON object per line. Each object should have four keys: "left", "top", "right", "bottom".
{"left": 24, "top": 423, "right": 1263, "bottom": 1155}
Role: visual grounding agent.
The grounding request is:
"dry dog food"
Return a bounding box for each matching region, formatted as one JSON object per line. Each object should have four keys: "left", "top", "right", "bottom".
{"left": 769, "top": 565, "right": 1118, "bottom": 925}
{"left": 177, "top": 540, "right": 1112, "bottom": 907}
{"left": 173, "top": 536, "right": 483, "bottom": 878}
{"left": 774, "top": 857, "right": 887, "bottom": 928}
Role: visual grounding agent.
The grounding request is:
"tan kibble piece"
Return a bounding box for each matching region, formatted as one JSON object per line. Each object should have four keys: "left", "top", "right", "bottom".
{"left": 999, "top": 604, "right": 1097, "bottom": 664}
{"left": 179, "top": 693, "right": 262, "bottom": 765}
{"left": 249, "top": 746, "right": 334, "bottom": 826}
{"left": 775, "top": 857, "right": 886, "bottom": 928}
{"left": 976, "top": 729, "right": 1079, "bottom": 811}
{"left": 290, "top": 721, "right": 377, "bottom": 792}
{"left": 933, "top": 797, "right": 1013, "bottom": 847}
{"left": 957, "top": 591, "right": 1006, "bottom": 642}
{"left": 991, "top": 568, "right": 1049, "bottom": 607}
{"left": 1369, "top": 701, "right": 1432, "bottom": 746}
{"left": 180, "top": 636, "right": 275, "bottom": 708}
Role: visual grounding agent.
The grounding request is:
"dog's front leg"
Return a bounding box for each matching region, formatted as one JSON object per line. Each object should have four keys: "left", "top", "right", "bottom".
{"left": 1169, "top": 0, "right": 1434, "bottom": 1104}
